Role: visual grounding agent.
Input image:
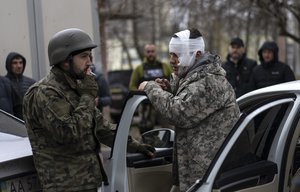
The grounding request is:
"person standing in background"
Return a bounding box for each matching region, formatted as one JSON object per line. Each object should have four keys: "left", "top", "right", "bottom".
{"left": 91, "top": 65, "right": 112, "bottom": 112}
{"left": 250, "top": 41, "right": 295, "bottom": 89}
{"left": 129, "top": 43, "right": 173, "bottom": 133}
{"left": 222, "top": 37, "right": 257, "bottom": 98}
{"left": 0, "top": 75, "right": 22, "bottom": 119}
{"left": 129, "top": 43, "right": 172, "bottom": 90}
{"left": 5, "top": 52, "right": 36, "bottom": 102}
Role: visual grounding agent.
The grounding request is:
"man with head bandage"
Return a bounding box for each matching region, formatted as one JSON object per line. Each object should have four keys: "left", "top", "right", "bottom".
{"left": 138, "top": 28, "right": 240, "bottom": 191}
{"left": 169, "top": 29, "right": 205, "bottom": 67}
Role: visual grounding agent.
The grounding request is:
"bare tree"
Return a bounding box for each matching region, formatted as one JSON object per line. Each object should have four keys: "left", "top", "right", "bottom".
{"left": 255, "top": 0, "right": 300, "bottom": 43}
{"left": 96, "top": 0, "right": 300, "bottom": 72}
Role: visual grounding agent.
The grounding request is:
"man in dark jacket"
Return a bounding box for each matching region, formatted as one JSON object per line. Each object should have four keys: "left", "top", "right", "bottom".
{"left": 91, "top": 65, "right": 112, "bottom": 112}
{"left": 222, "top": 37, "right": 257, "bottom": 98}
{"left": 5, "top": 52, "right": 36, "bottom": 102}
{"left": 251, "top": 41, "right": 295, "bottom": 89}
{"left": 0, "top": 76, "right": 22, "bottom": 119}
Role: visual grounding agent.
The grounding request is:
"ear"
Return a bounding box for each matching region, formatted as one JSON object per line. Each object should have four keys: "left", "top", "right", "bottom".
{"left": 59, "top": 61, "right": 70, "bottom": 71}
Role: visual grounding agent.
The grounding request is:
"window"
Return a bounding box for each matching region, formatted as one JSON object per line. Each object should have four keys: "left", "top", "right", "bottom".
{"left": 221, "top": 102, "right": 290, "bottom": 172}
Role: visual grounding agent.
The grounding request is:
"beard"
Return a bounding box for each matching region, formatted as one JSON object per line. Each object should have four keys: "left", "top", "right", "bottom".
{"left": 230, "top": 52, "right": 242, "bottom": 61}
{"left": 177, "top": 66, "right": 188, "bottom": 77}
{"left": 68, "top": 60, "right": 85, "bottom": 80}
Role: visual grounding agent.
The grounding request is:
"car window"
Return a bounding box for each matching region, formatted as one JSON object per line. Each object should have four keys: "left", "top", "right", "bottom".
{"left": 224, "top": 102, "right": 289, "bottom": 171}
{"left": 128, "top": 99, "right": 173, "bottom": 143}
{"left": 207, "top": 98, "right": 295, "bottom": 192}
{"left": 293, "top": 137, "right": 300, "bottom": 174}
{"left": 292, "top": 136, "right": 300, "bottom": 191}
{"left": 218, "top": 100, "right": 292, "bottom": 174}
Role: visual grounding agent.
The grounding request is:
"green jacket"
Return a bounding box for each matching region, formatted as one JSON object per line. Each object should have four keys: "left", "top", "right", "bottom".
{"left": 129, "top": 59, "right": 172, "bottom": 90}
{"left": 23, "top": 67, "right": 115, "bottom": 191}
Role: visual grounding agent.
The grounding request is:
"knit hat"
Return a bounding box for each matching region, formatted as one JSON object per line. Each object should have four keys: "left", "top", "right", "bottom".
{"left": 230, "top": 37, "right": 244, "bottom": 47}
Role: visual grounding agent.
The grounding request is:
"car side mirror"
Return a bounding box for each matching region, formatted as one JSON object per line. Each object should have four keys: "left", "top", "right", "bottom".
{"left": 141, "top": 128, "right": 174, "bottom": 148}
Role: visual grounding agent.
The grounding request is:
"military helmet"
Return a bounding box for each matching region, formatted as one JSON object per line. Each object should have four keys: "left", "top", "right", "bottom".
{"left": 48, "top": 28, "right": 97, "bottom": 66}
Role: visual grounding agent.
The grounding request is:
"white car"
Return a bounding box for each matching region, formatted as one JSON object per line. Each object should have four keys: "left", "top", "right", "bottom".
{"left": 2, "top": 80, "right": 300, "bottom": 192}
{"left": 0, "top": 110, "right": 41, "bottom": 191}
{"left": 103, "top": 80, "right": 300, "bottom": 192}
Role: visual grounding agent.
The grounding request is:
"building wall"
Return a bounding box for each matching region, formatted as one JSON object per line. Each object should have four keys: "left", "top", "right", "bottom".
{"left": 0, "top": 0, "right": 31, "bottom": 77}
{"left": 0, "top": 0, "right": 100, "bottom": 80}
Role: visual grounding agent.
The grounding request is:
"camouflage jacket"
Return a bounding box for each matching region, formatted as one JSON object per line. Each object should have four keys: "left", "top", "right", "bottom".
{"left": 144, "top": 53, "right": 240, "bottom": 191}
{"left": 23, "top": 67, "right": 116, "bottom": 191}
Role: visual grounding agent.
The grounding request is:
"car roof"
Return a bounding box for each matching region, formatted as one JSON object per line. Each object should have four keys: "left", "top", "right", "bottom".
{"left": 237, "top": 80, "right": 300, "bottom": 106}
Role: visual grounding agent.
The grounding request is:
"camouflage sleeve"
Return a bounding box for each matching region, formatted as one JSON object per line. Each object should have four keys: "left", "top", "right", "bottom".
{"left": 144, "top": 77, "right": 227, "bottom": 129}
{"left": 94, "top": 109, "right": 116, "bottom": 147}
{"left": 33, "top": 86, "right": 97, "bottom": 143}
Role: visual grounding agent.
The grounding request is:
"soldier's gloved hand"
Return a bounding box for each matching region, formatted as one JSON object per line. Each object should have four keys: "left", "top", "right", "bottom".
{"left": 76, "top": 75, "right": 98, "bottom": 98}
{"left": 136, "top": 143, "right": 156, "bottom": 158}
{"left": 127, "top": 138, "right": 156, "bottom": 158}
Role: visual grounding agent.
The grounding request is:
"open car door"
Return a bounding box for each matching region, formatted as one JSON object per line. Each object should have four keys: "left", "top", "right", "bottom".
{"left": 102, "top": 92, "right": 174, "bottom": 192}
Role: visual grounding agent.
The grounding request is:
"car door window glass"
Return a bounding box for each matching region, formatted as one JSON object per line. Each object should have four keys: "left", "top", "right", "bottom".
{"left": 129, "top": 100, "right": 173, "bottom": 143}
{"left": 221, "top": 102, "right": 291, "bottom": 172}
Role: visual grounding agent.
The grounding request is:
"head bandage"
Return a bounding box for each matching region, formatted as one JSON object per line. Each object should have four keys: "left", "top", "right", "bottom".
{"left": 169, "top": 29, "right": 205, "bottom": 66}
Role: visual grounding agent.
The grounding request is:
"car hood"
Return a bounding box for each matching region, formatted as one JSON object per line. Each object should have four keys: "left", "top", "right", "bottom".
{"left": 0, "top": 109, "right": 32, "bottom": 162}
{"left": 0, "top": 133, "right": 32, "bottom": 162}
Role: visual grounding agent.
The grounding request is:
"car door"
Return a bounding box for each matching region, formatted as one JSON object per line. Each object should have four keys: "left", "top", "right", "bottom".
{"left": 191, "top": 93, "right": 300, "bottom": 192}
{"left": 102, "top": 92, "right": 173, "bottom": 192}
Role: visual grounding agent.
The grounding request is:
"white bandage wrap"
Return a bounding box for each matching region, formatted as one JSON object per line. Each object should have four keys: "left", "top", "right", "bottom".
{"left": 169, "top": 29, "right": 205, "bottom": 66}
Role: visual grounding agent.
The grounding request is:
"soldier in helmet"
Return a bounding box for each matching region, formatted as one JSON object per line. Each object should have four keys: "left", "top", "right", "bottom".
{"left": 22, "top": 28, "right": 155, "bottom": 192}
{"left": 138, "top": 28, "right": 240, "bottom": 191}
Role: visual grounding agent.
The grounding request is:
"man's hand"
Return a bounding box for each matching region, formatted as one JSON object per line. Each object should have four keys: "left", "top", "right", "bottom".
{"left": 138, "top": 81, "right": 148, "bottom": 91}
{"left": 136, "top": 143, "right": 156, "bottom": 158}
{"left": 127, "top": 137, "right": 156, "bottom": 158}
{"left": 76, "top": 75, "right": 98, "bottom": 98}
{"left": 155, "top": 78, "right": 171, "bottom": 91}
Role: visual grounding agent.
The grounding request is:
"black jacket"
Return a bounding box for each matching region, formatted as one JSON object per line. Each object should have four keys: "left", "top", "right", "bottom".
{"left": 222, "top": 54, "right": 257, "bottom": 98}
{"left": 251, "top": 41, "right": 295, "bottom": 89}
{"left": 0, "top": 76, "right": 22, "bottom": 119}
{"left": 94, "top": 73, "right": 112, "bottom": 111}
{"left": 5, "top": 52, "right": 36, "bottom": 101}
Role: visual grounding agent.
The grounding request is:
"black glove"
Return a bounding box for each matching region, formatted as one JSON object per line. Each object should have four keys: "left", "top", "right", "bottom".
{"left": 127, "top": 137, "right": 156, "bottom": 158}
{"left": 136, "top": 143, "right": 156, "bottom": 157}
{"left": 76, "top": 75, "right": 98, "bottom": 98}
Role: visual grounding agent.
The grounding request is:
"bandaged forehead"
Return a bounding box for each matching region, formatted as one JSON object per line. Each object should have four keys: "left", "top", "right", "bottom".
{"left": 169, "top": 30, "right": 205, "bottom": 54}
